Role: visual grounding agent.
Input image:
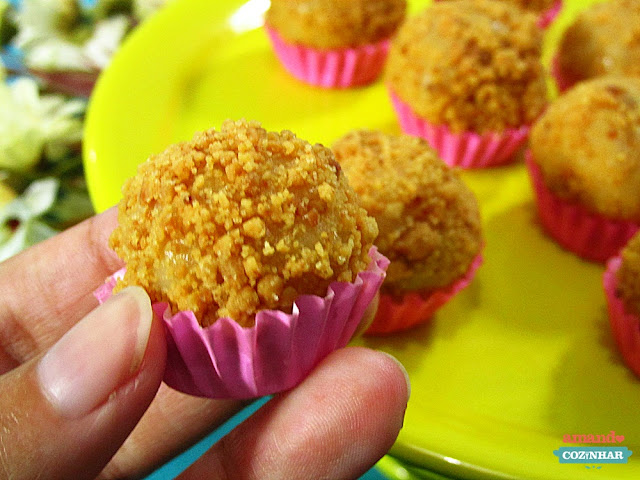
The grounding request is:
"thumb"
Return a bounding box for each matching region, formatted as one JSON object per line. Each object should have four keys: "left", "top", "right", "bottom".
{"left": 0, "top": 286, "right": 166, "bottom": 480}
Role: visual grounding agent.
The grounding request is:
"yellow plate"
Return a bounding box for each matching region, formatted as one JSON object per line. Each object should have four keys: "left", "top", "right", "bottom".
{"left": 84, "top": 1, "right": 640, "bottom": 479}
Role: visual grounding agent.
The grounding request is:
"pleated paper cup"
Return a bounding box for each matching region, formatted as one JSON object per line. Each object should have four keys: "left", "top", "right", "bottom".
{"left": 526, "top": 151, "right": 639, "bottom": 263}
{"left": 389, "top": 90, "right": 530, "bottom": 169}
{"left": 604, "top": 257, "right": 640, "bottom": 378}
{"left": 550, "top": 55, "right": 578, "bottom": 94}
{"left": 95, "top": 248, "right": 389, "bottom": 399}
{"left": 537, "top": 0, "right": 562, "bottom": 29}
{"left": 265, "top": 26, "right": 390, "bottom": 89}
{"left": 365, "top": 253, "right": 483, "bottom": 336}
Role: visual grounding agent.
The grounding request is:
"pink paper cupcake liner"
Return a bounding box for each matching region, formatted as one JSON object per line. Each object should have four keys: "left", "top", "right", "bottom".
{"left": 526, "top": 151, "right": 639, "bottom": 262}
{"left": 604, "top": 257, "right": 640, "bottom": 378}
{"left": 550, "top": 55, "right": 577, "bottom": 94}
{"left": 365, "top": 252, "right": 483, "bottom": 335}
{"left": 95, "top": 248, "right": 389, "bottom": 399}
{"left": 537, "top": 0, "right": 562, "bottom": 29}
{"left": 388, "top": 90, "right": 530, "bottom": 169}
{"left": 265, "top": 26, "right": 390, "bottom": 89}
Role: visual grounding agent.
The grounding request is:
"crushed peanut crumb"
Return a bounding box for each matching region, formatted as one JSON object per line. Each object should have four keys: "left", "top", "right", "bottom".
{"left": 266, "top": 0, "right": 407, "bottom": 49}
{"left": 333, "top": 130, "right": 482, "bottom": 295}
{"left": 439, "top": 0, "right": 557, "bottom": 14}
{"left": 530, "top": 76, "right": 640, "bottom": 222}
{"left": 557, "top": 0, "right": 640, "bottom": 84}
{"left": 110, "top": 119, "right": 378, "bottom": 327}
{"left": 385, "top": 0, "right": 547, "bottom": 133}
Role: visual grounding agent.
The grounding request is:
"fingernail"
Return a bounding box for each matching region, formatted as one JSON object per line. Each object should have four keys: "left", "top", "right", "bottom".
{"left": 380, "top": 352, "right": 411, "bottom": 402}
{"left": 38, "top": 286, "right": 153, "bottom": 418}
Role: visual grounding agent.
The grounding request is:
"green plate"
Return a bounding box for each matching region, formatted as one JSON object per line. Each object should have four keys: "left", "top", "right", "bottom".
{"left": 84, "top": 1, "right": 640, "bottom": 479}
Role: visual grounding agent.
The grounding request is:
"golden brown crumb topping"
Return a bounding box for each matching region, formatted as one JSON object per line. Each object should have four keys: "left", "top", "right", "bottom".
{"left": 385, "top": 0, "right": 547, "bottom": 133}
{"left": 439, "top": 0, "right": 557, "bottom": 14}
{"left": 333, "top": 130, "right": 482, "bottom": 295}
{"left": 265, "top": 0, "right": 407, "bottom": 49}
{"left": 110, "top": 119, "right": 378, "bottom": 327}
{"left": 557, "top": 0, "right": 640, "bottom": 84}
{"left": 530, "top": 76, "right": 640, "bottom": 222}
{"left": 617, "top": 231, "right": 640, "bottom": 317}
{"left": 507, "top": 0, "right": 557, "bottom": 13}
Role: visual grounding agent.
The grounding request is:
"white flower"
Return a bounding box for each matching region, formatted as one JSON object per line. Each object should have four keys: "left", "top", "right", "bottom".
{"left": 21, "top": 36, "right": 95, "bottom": 71}
{"left": 0, "top": 177, "right": 58, "bottom": 223}
{"left": 0, "top": 218, "right": 58, "bottom": 261}
{"left": 13, "top": 0, "right": 80, "bottom": 46}
{"left": 0, "top": 70, "right": 85, "bottom": 171}
{"left": 13, "top": 0, "right": 132, "bottom": 72}
{"left": 0, "top": 177, "right": 59, "bottom": 261}
{"left": 83, "top": 14, "right": 129, "bottom": 69}
{"left": 134, "top": 0, "right": 172, "bottom": 21}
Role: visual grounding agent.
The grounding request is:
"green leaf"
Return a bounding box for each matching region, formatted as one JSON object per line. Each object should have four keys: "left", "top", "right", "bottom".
{"left": 0, "top": 0, "right": 18, "bottom": 46}
{"left": 44, "top": 181, "right": 94, "bottom": 229}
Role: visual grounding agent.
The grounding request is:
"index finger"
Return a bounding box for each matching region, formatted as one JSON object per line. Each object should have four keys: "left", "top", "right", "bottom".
{"left": 0, "top": 207, "right": 123, "bottom": 367}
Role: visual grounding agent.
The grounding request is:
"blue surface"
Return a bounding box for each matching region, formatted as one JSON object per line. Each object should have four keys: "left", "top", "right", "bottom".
{"left": 143, "top": 397, "right": 269, "bottom": 479}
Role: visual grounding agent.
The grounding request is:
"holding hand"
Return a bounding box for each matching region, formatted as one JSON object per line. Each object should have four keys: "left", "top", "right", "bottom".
{"left": 0, "top": 208, "right": 409, "bottom": 479}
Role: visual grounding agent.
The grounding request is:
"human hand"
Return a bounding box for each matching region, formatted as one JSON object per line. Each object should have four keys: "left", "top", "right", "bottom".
{"left": 0, "top": 208, "right": 410, "bottom": 479}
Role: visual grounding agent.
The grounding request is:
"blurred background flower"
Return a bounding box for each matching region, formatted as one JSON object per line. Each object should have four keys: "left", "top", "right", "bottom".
{"left": 0, "top": 0, "right": 171, "bottom": 258}
{"left": 0, "top": 67, "right": 85, "bottom": 172}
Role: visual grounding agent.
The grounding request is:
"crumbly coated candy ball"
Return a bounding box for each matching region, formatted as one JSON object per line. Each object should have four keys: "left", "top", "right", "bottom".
{"left": 439, "top": 0, "right": 557, "bottom": 14}
{"left": 557, "top": 0, "right": 640, "bottom": 84}
{"left": 110, "top": 119, "right": 379, "bottom": 327}
{"left": 265, "top": 0, "right": 407, "bottom": 49}
{"left": 504, "top": 0, "right": 557, "bottom": 13}
{"left": 617, "top": 232, "right": 640, "bottom": 318}
{"left": 530, "top": 76, "right": 640, "bottom": 222}
{"left": 333, "top": 130, "right": 482, "bottom": 295}
{"left": 386, "top": 0, "right": 546, "bottom": 133}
